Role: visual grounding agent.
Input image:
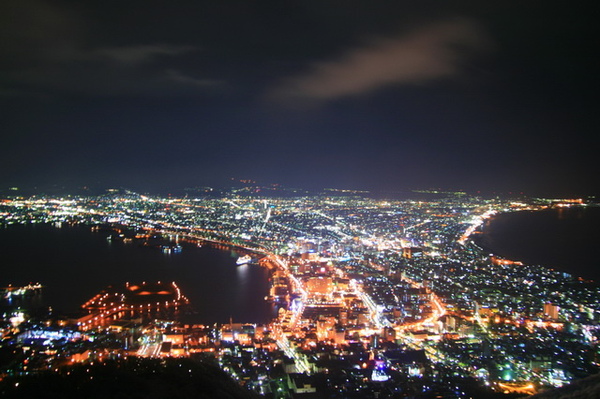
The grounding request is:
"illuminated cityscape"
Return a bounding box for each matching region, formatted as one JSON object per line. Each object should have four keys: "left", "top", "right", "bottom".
{"left": 1, "top": 188, "right": 598, "bottom": 398}
{"left": 1, "top": 0, "right": 597, "bottom": 397}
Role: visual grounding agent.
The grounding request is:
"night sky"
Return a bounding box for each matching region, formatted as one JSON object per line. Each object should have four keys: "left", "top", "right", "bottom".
{"left": 1, "top": 1, "right": 597, "bottom": 196}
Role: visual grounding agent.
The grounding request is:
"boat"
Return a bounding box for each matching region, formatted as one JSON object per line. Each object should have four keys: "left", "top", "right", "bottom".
{"left": 236, "top": 255, "right": 252, "bottom": 265}
{"left": 162, "top": 244, "right": 182, "bottom": 254}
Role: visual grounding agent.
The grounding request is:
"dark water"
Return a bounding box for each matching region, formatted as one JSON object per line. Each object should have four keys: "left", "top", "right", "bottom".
{"left": 0, "top": 223, "right": 273, "bottom": 323}
{"left": 477, "top": 206, "right": 600, "bottom": 281}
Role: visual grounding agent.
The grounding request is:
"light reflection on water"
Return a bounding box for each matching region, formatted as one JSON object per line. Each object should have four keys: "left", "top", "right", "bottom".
{"left": 0, "top": 223, "right": 273, "bottom": 324}
{"left": 477, "top": 206, "right": 600, "bottom": 280}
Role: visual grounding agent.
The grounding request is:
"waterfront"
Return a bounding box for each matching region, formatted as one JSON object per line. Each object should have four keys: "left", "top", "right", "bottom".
{"left": 477, "top": 205, "right": 600, "bottom": 281}
{"left": 0, "top": 223, "right": 273, "bottom": 323}
{"left": 3, "top": 193, "right": 600, "bottom": 396}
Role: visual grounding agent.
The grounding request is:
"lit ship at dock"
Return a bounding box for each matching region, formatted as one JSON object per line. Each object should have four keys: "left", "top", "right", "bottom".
{"left": 236, "top": 254, "right": 252, "bottom": 265}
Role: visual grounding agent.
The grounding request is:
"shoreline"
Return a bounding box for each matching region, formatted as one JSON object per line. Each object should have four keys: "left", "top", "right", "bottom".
{"left": 0, "top": 223, "right": 275, "bottom": 323}
{"left": 471, "top": 205, "right": 599, "bottom": 282}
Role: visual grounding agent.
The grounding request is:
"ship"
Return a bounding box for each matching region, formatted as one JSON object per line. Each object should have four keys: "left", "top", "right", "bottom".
{"left": 236, "top": 254, "right": 252, "bottom": 265}
{"left": 162, "top": 244, "right": 182, "bottom": 254}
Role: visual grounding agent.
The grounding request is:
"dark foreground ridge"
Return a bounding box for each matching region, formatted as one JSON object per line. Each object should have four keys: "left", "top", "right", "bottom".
{"left": 530, "top": 372, "right": 600, "bottom": 399}
{"left": 0, "top": 357, "right": 259, "bottom": 399}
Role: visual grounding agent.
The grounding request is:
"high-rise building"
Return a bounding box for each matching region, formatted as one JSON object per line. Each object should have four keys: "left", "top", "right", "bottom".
{"left": 544, "top": 303, "right": 560, "bottom": 320}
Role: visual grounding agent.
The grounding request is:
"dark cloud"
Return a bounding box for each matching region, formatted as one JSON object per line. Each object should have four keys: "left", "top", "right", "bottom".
{"left": 0, "top": 1, "right": 596, "bottom": 195}
{"left": 0, "top": 0, "right": 80, "bottom": 66}
{"left": 165, "top": 69, "right": 222, "bottom": 88}
{"left": 268, "top": 19, "right": 489, "bottom": 104}
{"left": 0, "top": 1, "right": 220, "bottom": 97}
{"left": 93, "top": 45, "right": 198, "bottom": 67}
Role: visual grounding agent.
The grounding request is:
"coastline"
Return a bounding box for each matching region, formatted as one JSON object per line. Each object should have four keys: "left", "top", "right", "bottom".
{"left": 471, "top": 205, "right": 600, "bottom": 282}
{"left": 0, "top": 223, "right": 274, "bottom": 322}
